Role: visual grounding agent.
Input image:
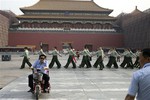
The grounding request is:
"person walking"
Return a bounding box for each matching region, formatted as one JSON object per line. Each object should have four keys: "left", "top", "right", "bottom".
{"left": 125, "top": 49, "right": 135, "bottom": 69}
{"left": 133, "top": 49, "right": 141, "bottom": 68}
{"left": 125, "top": 48, "right": 150, "bottom": 100}
{"left": 93, "top": 47, "right": 105, "bottom": 70}
{"left": 120, "top": 48, "right": 130, "bottom": 68}
{"left": 49, "top": 47, "right": 61, "bottom": 69}
{"left": 86, "top": 47, "right": 92, "bottom": 68}
{"left": 64, "top": 47, "right": 77, "bottom": 69}
{"left": 20, "top": 47, "right": 32, "bottom": 69}
{"left": 79, "top": 46, "right": 92, "bottom": 68}
{"left": 106, "top": 48, "right": 120, "bottom": 69}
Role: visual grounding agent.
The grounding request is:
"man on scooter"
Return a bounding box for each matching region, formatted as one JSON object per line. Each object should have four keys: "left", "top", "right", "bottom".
{"left": 28, "top": 54, "right": 50, "bottom": 93}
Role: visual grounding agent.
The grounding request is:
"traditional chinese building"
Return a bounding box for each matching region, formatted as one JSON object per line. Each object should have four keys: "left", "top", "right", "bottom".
{"left": 115, "top": 6, "right": 150, "bottom": 49}
{"left": 0, "top": 10, "right": 18, "bottom": 47}
{"left": 9, "top": 0, "right": 124, "bottom": 51}
{"left": 0, "top": 13, "right": 9, "bottom": 47}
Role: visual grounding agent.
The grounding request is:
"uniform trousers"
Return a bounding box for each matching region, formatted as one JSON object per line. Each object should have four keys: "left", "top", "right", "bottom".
{"left": 20, "top": 56, "right": 32, "bottom": 69}
{"left": 64, "top": 55, "right": 76, "bottom": 68}
{"left": 93, "top": 56, "right": 104, "bottom": 70}
{"left": 49, "top": 56, "right": 61, "bottom": 68}
{"left": 126, "top": 57, "right": 134, "bottom": 69}
{"left": 120, "top": 56, "right": 134, "bottom": 69}
{"left": 120, "top": 56, "right": 128, "bottom": 68}
{"left": 133, "top": 57, "right": 140, "bottom": 68}
{"left": 79, "top": 56, "right": 91, "bottom": 68}
{"left": 106, "top": 56, "right": 118, "bottom": 68}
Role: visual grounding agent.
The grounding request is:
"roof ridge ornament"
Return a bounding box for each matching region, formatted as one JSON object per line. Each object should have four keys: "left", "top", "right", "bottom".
{"left": 135, "top": 6, "right": 137, "bottom": 10}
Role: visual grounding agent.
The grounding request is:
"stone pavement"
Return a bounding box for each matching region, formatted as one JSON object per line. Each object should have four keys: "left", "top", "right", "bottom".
{"left": 0, "top": 54, "right": 137, "bottom": 100}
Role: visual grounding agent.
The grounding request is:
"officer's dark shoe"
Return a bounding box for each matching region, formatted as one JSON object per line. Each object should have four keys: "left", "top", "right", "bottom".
{"left": 20, "top": 67, "right": 24, "bottom": 69}
{"left": 125, "top": 66, "right": 130, "bottom": 69}
{"left": 106, "top": 66, "right": 110, "bottom": 69}
{"left": 27, "top": 89, "right": 33, "bottom": 92}
{"left": 120, "top": 65, "right": 124, "bottom": 68}
{"left": 99, "top": 68, "right": 103, "bottom": 70}
{"left": 130, "top": 67, "right": 134, "bottom": 69}
{"left": 64, "top": 66, "right": 68, "bottom": 69}
{"left": 78, "top": 66, "right": 82, "bottom": 68}
{"left": 72, "top": 67, "right": 76, "bottom": 69}
{"left": 124, "top": 66, "right": 128, "bottom": 69}
{"left": 57, "top": 66, "right": 61, "bottom": 69}
{"left": 49, "top": 66, "right": 52, "bottom": 69}
{"left": 93, "top": 66, "right": 97, "bottom": 68}
{"left": 135, "top": 66, "right": 138, "bottom": 68}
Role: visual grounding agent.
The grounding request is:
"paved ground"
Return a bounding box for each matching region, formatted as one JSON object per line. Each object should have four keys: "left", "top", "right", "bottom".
{"left": 0, "top": 54, "right": 138, "bottom": 100}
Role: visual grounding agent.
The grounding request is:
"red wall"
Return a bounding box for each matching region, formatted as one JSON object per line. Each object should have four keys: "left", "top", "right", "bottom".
{"left": 8, "top": 31, "right": 124, "bottom": 50}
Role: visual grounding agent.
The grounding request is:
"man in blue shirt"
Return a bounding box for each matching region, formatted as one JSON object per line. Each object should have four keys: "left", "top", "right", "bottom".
{"left": 125, "top": 48, "right": 150, "bottom": 100}
{"left": 28, "top": 54, "right": 50, "bottom": 92}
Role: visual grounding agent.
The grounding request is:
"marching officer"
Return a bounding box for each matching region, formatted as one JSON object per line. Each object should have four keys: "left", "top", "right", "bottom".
{"left": 106, "top": 48, "right": 120, "bottom": 69}
{"left": 93, "top": 47, "right": 105, "bottom": 70}
{"left": 133, "top": 49, "right": 141, "bottom": 68}
{"left": 79, "top": 46, "right": 92, "bottom": 68}
{"left": 126, "top": 49, "right": 136, "bottom": 69}
{"left": 20, "top": 47, "right": 32, "bottom": 69}
{"left": 49, "top": 47, "right": 61, "bottom": 69}
{"left": 64, "top": 46, "right": 77, "bottom": 69}
{"left": 86, "top": 47, "right": 92, "bottom": 68}
{"left": 122, "top": 49, "right": 135, "bottom": 69}
{"left": 120, "top": 48, "right": 129, "bottom": 68}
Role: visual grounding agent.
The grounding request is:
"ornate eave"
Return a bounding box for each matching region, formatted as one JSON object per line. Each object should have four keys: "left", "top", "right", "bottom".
{"left": 17, "top": 15, "right": 115, "bottom": 21}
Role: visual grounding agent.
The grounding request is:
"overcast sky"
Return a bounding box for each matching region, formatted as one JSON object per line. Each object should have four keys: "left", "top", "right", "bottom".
{"left": 0, "top": 0, "right": 150, "bottom": 17}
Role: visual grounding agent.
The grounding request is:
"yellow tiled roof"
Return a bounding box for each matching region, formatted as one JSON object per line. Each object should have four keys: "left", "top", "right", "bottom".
{"left": 20, "top": 0, "right": 112, "bottom": 12}
{"left": 17, "top": 14, "right": 115, "bottom": 20}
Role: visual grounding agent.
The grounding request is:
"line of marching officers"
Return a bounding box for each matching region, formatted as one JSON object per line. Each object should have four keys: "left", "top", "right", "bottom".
{"left": 105, "top": 48, "right": 140, "bottom": 69}
{"left": 47, "top": 46, "right": 141, "bottom": 70}
{"left": 20, "top": 46, "right": 141, "bottom": 70}
{"left": 47, "top": 46, "right": 105, "bottom": 70}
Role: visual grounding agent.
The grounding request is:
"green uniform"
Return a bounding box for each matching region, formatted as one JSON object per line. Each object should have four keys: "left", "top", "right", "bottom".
{"left": 106, "top": 49, "right": 119, "bottom": 68}
{"left": 49, "top": 49, "right": 61, "bottom": 69}
{"left": 120, "top": 50, "right": 130, "bottom": 68}
{"left": 64, "top": 49, "right": 76, "bottom": 68}
{"left": 120, "top": 49, "right": 135, "bottom": 69}
{"left": 126, "top": 50, "right": 135, "bottom": 69}
{"left": 93, "top": 49, "right": 105, "bottom": 70}
{"left": 20, "top": 49, "right": 32, "bottom": 69}
{"left": 133, "top": 50, "right": 141, "bottom": 68}
{"left": 79, "top": 49, "right": 91, "bottom": 68}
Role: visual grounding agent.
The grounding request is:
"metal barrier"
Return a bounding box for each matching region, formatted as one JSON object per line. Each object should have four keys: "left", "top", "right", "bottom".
{"left": 1, "top": 54, "right": 11, "bottom": 61}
